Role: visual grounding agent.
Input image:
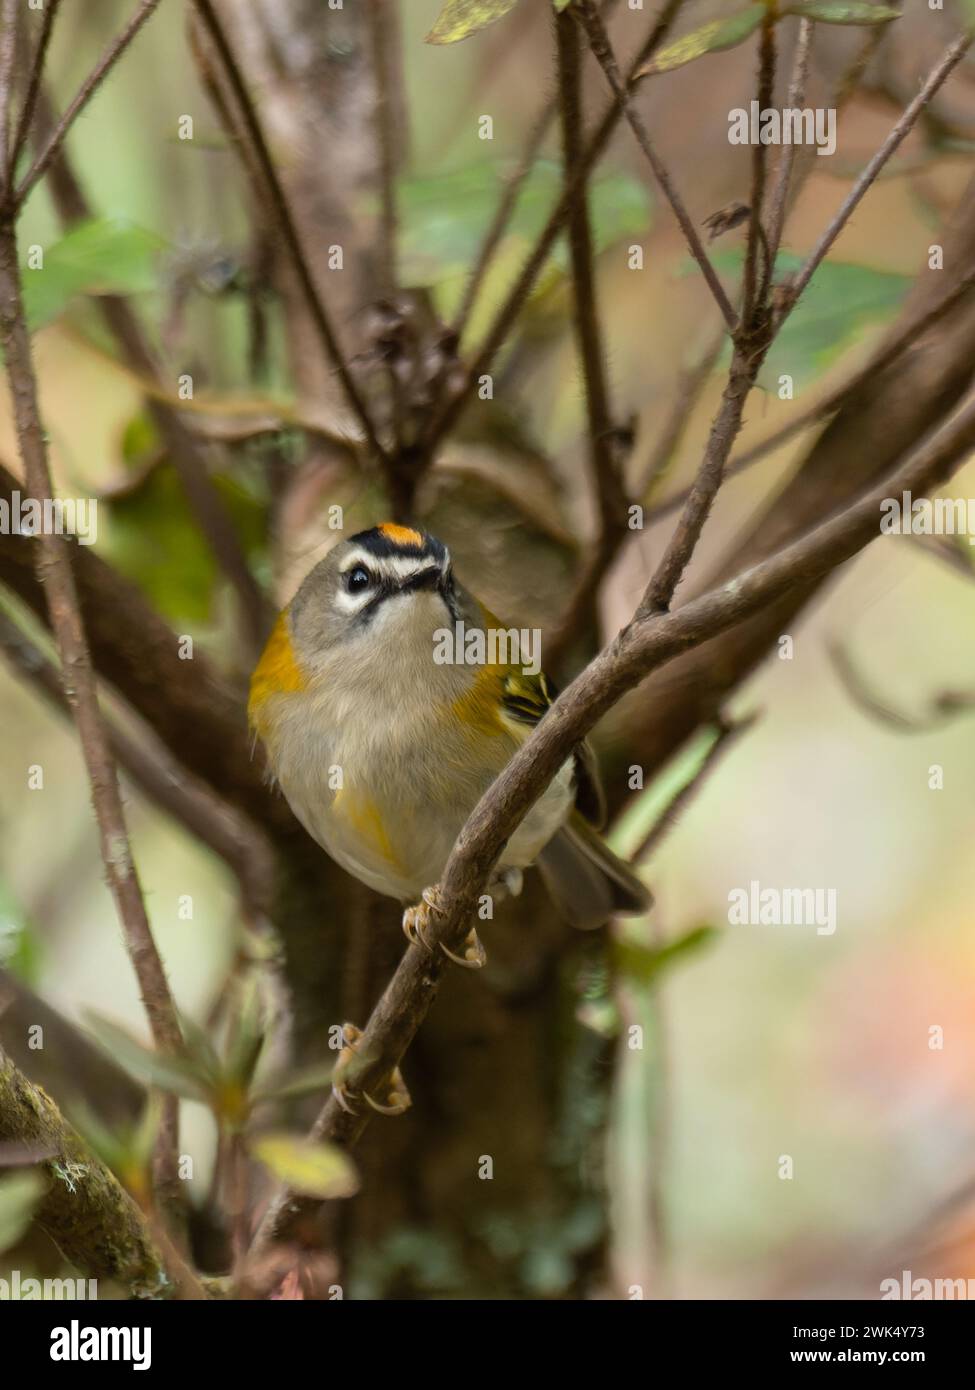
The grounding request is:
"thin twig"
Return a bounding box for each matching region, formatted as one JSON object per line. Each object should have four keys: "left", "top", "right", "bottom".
{"left": 829, "top": 640, "right": 975, "bottom": 733}
{"left": 7, "top": 0, "right": 61, "bottom": 187}
{"left": 34, "top": 87, "right": 272, "bottom": 657}
{"left": 636, "top": 327, "right": 725, "bottom": 502}
{"left": 452, "top": 98, "right": 556, "bottom": 339}
{"left": 423, "top": 0, "right": 687, "bottom": 454}
{"left": 366, "top": 0, "right": 400, "bottom": 299}
{"left": 575, "top": 0, "right": 737, "bottom": 333}
{"left": 643, "top": 260, "right": 975, "bottom": 525}
{"left": 549, "top": 7, "right": 627, "bottom": 664}
{"left": 0, "top": 224, "right": 184, "bottom": 1215}
{"left": 253, "top": 388, "right": 975, "bottom": 1254}
{"left": 742, "top": 8, "right": 777, "bottom": 324}
{"left": 0, "top": 0, "right": 18, "bottom": 189}
{"left": 764, "top": 17, "right": 814, "bottom": 267}
{"left": 14, "top": 0, "right": 162, "bottom": 208}
{"left": 779, "top": 31, "right": 973, "bottom": 323}
{"left": 628, "top": 714, "right": 759, "bottom": 867}
{"left": 191, "top": 0, "right": 389, "bottom": 467}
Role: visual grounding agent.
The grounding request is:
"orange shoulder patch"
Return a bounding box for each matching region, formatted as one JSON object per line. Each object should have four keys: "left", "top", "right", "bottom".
{"left": 248, "top": 612, "right": 308, "bottom": 732}
{"left": 379, "top": 521, "right": 424, "bottom": 547}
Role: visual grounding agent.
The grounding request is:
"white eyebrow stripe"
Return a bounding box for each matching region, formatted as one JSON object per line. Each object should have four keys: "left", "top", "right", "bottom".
{"left": 338, "top": 547, "right": 380, "bottom": 574}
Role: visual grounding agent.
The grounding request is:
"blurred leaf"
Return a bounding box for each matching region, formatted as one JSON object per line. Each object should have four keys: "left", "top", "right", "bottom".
{"left": 609, "top": 724, "right": 725, "bottom": 859}
{"left": 0, "top": 878, "right": 42, "bottom": 985}
{"left": 426, "top": 0, "right": 520, "bottom": 44}
{"left": 398, "top": 159, "right": 651, "bottom": 294}
{"left": 783, "top": 2, "right": 901, "bottom": 23}
{"left": 223, "top": 978, "right": 267, "bottom": 1090}
{"left": 177, "top": 1013, "right": 224, "bottom": 1090}
{"left": 22, "top": 217, "right": 164, "bottom": 333}
{"left": 253, "top": 1058, "right": 335, "bottom": 1104}
{"left": 703, "top": 251, "right": 910, "bottom": 390}
{"left": 0, "top": 1171, "right": 45, "bottom": 1253}
{"left": 638, "top": 6, "right": 766, "bottom": 77}
{"left": 250, "top": 1133, "right": 358, "bottom": 1199}
{"left": 614, "top": 925, "right": 719, "bottom": 989}
{"left": 103, "top": 464, "right": 265, "bottom": 624}
{"left": 84, "top": 1014, "right": 209, "bottom": 1103}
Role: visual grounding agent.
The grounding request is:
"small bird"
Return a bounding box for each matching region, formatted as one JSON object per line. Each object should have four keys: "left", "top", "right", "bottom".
{"left": 249, "top": 523, "right": 650, "bottom": 966}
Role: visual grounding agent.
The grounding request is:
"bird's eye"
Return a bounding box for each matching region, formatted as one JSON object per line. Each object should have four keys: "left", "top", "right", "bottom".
{"left": 345, "top": 564, "right": 373, "bottom": 594}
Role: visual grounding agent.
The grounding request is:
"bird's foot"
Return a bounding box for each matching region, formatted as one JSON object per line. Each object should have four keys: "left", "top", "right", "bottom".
{"left": 402, "top": 886, "right": 486, "bottom": 969}
{"left": 331, "top": 1022, "right": 411, "bottom": 1117}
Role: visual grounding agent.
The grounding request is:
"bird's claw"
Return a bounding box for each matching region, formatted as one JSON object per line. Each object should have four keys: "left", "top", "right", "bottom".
{"left": 403, "top": 887, "right": 486, "bottom": 969}
{"left": 331, "top": 1021, "right": 412, "bottom": 1117}
{"left": 440, "top": 927, "right": 487, "bottom": 970}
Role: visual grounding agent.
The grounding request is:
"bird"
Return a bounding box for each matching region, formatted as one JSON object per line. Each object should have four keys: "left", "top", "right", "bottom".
{"left": 248, "top": 522, "right": 651, "bottom": 969}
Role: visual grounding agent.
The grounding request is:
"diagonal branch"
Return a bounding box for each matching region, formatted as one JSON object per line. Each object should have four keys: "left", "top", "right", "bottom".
{"left": 423, "top": 0, "right": 687, "bottom": 454}
{"left": 549, "top": 6, "right": 628, "bottom": 663}
{"left": 254, "top": 387, "right": 975, "bottom": 1252}
{"left": 14, "top": 0, "right": 162, "bottom": 209}
{"left": 779, "top": 30, "right": 973, "bottom": 323}
{"left": 764, "top": 16, "right": 814, "bottom": 267}
{"left": 7, "top": 0, "right": 61, "bottom": 186}
{"left": 33, "top": 88, "right": 273, "bottom": 658}
{"left": 575, "top": 0, "right": 737, "bottom": 332}
{"left": 0, "top": 224, "right": 183, "bottom": 1212}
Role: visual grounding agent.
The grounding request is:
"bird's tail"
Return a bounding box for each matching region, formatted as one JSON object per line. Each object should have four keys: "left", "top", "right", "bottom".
{"left": 536, "top": 811, "right": 652, "bottom": 931}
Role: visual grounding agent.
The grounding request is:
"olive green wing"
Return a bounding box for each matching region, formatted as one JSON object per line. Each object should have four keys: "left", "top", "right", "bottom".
{"left": 500, "top": 668, "right": 606, "bottom": 828}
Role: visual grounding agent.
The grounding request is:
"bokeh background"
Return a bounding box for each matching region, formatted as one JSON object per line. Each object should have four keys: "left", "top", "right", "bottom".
{"left": 2, "top": 0, "right": 975, "bottom": 1298}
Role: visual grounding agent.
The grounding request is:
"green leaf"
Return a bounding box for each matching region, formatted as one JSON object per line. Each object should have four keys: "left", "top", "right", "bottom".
{"left": 782, "top": 2, "right": 901, "bottom": 24}
{"left": 705, "top": 251, "right": 910, "bottom": 390}
{"left": 609, "top": 724, "right": 726, "bottom": 859}
{"left": 103, "top": 464, "right": 265, "bottom": 624}
{"left": 638, "top": 6, "right": 766, "bottom": 77}
{"left": 21, "top": 217, "right": 164, "bottom": 333}
{"left": 249, "top": 1133, "right": 358, "bottom": 1199}
{"left": 84, "top": 1014, "right": 209, "bottom": 1103}
{"left": 426, "top": 0, "right": 520, "bottom": 44}
{"left": 252, "top": 1058, "right": 335, "bottom": 1104}
{"left": 398, "top": 159, "right": 651, "bottom": 290}
{"left": 614, "top": 925, "right": 719, "bottom": 989}
{"left": 0, "top": 1171, "right": 45, "bottom": 1253}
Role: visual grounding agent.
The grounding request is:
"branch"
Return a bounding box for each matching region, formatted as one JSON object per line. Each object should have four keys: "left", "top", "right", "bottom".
{"left": 635, "top": 327, "right": 725, "bottom": 502}
{"left": 575, "top": 0, "right": 737, "bottom": 332}
{"left": 0, "top": 224, "right": 183, "bottom": 1209}
{"left": 0, "top": 1045, "right": 164, "bottom": 1294}
{"left": 627, "top": 713, "right": 759, "bottom": 867}
{"left": 647, "top": 261, "right": 975, "bottom": 527}
{"left": 33, "top": 88, "right": 272, "bottom": 658}
{"left": 423, "top": 0, "right": 687, "bottom": 453}
{"left": 0, "top": 0, "right": 18, "bottom": 187}
{"left": 366, "top": 0, "right": 402, "bottom": 300}
{"left": 764, "top": 16, "right": 814, "bottom": 267}
{"left": 829, "top": 640, "right": 975, "bottom": 733}
{"left": 190, "top": 0, "right": 389, "bottom": 468}
{"left": 254, "top": 386, "right": 975, "bottom": 1251}
{"left": 548, "top": 6, "right": 628, "bottom": 664}
{"left": 779, "top": 30, "right": 973, "bottom": 322}
{"left": 14, "top": 0, "right": 162, "bottom": 209}
{"left": 7, "top": 0, "right": 61, "bottom": 186}
{"left": 742, "top": 6, "right": 776, "bottom": 323}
